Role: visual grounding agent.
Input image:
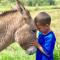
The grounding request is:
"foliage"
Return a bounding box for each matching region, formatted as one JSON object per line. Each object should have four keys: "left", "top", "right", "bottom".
{"left": 0, "top": 0, "right": 60, "bottom": 6}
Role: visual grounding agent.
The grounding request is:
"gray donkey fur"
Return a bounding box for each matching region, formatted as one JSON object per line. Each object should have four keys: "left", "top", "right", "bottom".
{"left": 0, "top": 0, "right": 36, "bottom": 54}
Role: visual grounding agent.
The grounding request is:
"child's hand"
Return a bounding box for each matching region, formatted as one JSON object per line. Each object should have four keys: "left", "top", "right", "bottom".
{"left": 30, "top": 41, "right": 39, "bottom": 47}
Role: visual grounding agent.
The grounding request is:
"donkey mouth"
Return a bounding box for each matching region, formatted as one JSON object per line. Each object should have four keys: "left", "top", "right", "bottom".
{"left": 26, "top": 46, "right": 37, "bottom": 55}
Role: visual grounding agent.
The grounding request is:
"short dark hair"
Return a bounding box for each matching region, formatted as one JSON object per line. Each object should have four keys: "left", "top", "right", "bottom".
{"left": 34, "top": 12, "right": 51, "bottom": 25}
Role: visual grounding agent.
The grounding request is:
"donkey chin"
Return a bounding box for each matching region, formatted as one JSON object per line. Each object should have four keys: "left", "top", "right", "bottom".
{"left": 26, "top": 46, "right": 37, "bottom": 55}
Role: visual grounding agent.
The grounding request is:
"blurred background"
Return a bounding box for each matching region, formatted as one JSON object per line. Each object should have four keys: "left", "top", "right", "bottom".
{"left": 0, "top": 0, "right": 60, "bottom": 60}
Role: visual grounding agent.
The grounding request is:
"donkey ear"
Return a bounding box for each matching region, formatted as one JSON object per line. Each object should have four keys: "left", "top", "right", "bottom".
{"left": 16, "top": 0, "right": 26, "bottom": 14}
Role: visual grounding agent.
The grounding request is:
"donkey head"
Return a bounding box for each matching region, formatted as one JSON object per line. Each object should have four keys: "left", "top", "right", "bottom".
{"left": 15, "top": 0, "right": 37, "bottom": 55}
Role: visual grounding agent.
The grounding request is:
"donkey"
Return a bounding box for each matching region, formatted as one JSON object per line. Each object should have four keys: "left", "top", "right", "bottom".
{"left": 0, "top": 0, "right": 37, "bottom": 55}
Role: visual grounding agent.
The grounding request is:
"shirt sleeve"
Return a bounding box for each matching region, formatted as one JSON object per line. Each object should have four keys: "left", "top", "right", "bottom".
{"left": 36, "top": 31, "right": 42, "bottom": 38}
{"left": 42, "top": 35, "right": 56, "bottom": 56}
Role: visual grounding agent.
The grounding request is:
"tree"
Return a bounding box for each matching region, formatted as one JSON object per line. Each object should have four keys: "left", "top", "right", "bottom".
{"left": 48, "top": 0, "right": 55, "bottom": 5}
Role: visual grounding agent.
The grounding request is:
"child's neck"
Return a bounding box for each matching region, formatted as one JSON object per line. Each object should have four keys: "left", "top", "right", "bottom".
{"left": 42, "top": 28, "right": 51, "bottom": 35}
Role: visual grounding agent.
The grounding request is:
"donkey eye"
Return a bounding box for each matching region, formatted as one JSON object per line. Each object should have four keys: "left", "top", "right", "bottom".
{"left": 31, "top": 29, "right": 37, "bottom": 34}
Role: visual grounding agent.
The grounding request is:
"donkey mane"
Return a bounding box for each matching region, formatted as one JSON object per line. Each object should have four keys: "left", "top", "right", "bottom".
{"left": 0, "top": 9, "right": 18, "bottom": 16}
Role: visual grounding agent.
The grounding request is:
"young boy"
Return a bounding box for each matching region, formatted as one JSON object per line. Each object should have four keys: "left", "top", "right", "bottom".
{"left": 32, "top": 12, "right": 56, "bottom": 60}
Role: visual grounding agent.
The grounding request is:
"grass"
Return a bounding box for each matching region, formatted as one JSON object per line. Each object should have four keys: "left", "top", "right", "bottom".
{"left": 0, "top": 5, "right": 60, "bottom": 60}
{"left": 0, "top": 43, "right": 35, "bottom": 60}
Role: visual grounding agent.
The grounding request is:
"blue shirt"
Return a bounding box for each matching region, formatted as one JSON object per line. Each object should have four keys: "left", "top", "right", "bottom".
{"left": 36, "top": 31, "right": 56, "bottom": 60}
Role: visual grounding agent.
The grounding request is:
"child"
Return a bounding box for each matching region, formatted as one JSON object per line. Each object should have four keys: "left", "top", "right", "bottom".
{"left": 31, "top": 12, "right": 56, "bottom": 60}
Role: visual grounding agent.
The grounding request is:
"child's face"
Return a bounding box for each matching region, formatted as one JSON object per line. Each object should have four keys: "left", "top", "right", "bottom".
{"left": 35, "top": 23, "right": 50, "bottom": 34}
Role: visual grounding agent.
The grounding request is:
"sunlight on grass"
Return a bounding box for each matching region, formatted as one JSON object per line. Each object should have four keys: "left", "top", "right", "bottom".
{"left": 0, "top": 43, "right": 35, "bottom": 60}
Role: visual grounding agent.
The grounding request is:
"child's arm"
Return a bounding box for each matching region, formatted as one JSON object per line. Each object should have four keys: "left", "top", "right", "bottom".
{"left": 31, "top": 41, "right": 49, "bottom": 57}
{"left": 36, "top": 42, "right": 49, "bottom": 57}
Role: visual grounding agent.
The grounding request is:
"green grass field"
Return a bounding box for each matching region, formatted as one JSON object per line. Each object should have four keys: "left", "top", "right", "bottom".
{"left": 0, "top": 6, "right": 60, "bottom": 60}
